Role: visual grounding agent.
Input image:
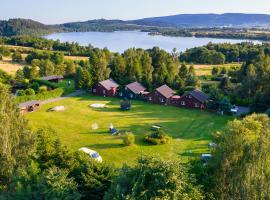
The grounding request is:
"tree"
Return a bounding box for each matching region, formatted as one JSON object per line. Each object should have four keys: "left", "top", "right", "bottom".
{"left": 219, "top": 77, "right": 231, "bottom": 90}
{"left": 211, "top": 66, "right": 219, "bottom": 76}
{"left": 39, "top": 59, "right": 54, "bottom": 76}
{"left": 179, "top": 63, "right": 188, "bottom": 79}
{"left": 104, "top": 156, "right": 203, "bottom": 200}
{"left": 0, "top": 85, "right": 35, "bottom": 188}
{"left": 212, "top": 114, "right": 270, "bottom": 200}
{"left": 15, "top": 69, "right": 25, "bottom": 84}
{"left": 89, "top": 49, "right": 111, "bottom": 82}
{"left": 12, "top": 52, "right": 23, "bottom": 62}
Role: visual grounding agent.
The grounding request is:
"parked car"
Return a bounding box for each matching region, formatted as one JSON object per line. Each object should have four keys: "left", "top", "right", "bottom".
{"left": 231, "top": 105, "right": 239, "bottom": 114}
{"left": 201, "top": 154, "right": 212, "bottom": 163}
{"left": 79, "top": 147, "right": 102, "bottom": 163}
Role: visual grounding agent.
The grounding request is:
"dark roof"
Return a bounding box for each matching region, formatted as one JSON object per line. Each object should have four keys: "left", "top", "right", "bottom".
{"left": 185, "top": 90, "right": 208, "bottom": 103}
{"left": 40, "top": 75, "right": 64, "bottom": 81}
{"left": 156, "top": 85, "right": 175, "bottom": 98}
{"left": 19, "top": 100, "right": 40, "bottom": 109}
{"left": 126, "top": 82, "right": 146, "bottom": 94}
{"left": 99, "top": 79, "right": 119, "bottom": 90}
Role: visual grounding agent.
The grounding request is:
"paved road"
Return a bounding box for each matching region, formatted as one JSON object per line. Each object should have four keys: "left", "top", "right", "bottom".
{"left": 40, "top": 90, "right": 86, "bottom": 105}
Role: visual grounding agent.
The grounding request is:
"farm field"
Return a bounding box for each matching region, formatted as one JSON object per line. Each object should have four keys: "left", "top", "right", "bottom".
{"left": 194, "top": 63, "right": 241, "bottom": 76}
{"left": 0, "top": 56, "right": 24, "bottom": 75}
{"left": 26, "top": 94, "right": 232, "bottom": 167}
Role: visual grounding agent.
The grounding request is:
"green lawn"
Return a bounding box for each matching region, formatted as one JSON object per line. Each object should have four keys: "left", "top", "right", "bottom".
{"left": 26, "top": 95, "right": 232, "bottom": 167}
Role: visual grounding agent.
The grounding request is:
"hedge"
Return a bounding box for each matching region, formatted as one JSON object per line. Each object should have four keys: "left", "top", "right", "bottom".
{"left": 16, "top": 88, "right": 64, "bottom": 103}
{"left": 32, "top": 79, "right": 59, "bottom": 89}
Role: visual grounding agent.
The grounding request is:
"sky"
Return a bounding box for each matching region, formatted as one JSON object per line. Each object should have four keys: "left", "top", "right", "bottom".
{"left": 1, "top": 0, "right": 270, "bottom": 24}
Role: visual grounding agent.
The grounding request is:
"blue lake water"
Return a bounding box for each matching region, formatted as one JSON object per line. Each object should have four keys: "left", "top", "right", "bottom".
{"left": 44, "top": 31, "right": 261, "bottom": 53}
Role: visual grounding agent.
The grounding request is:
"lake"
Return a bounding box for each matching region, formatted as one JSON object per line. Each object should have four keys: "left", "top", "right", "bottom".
{"left": 44, "top": 31, "right": 261, "bottom": 53}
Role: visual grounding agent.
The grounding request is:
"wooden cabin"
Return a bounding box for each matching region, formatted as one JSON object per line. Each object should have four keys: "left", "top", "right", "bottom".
{"left": 179, "top": 90, "right": 208, "bottom": 109}
{"left": 120, "top": 82, "right": 147, "bottom": 99}
{"left": 147, "top": 85, "right": 175, "bottom": 105}
{"left": 92, "top": 79, "right": 119, "bottom": 97}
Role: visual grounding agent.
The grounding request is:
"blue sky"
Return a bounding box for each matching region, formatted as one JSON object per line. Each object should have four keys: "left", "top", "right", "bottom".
{"left": 1, "top": 0, "right": 270, "bottom": 24}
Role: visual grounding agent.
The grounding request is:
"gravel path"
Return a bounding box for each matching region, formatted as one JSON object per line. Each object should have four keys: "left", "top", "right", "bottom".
{"left": 40, "top": 90, "right": 86, "bottom": 105}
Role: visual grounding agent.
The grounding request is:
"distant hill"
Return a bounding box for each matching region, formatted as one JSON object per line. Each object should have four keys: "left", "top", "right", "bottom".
{"left": 0, "top": 19, "right": 52, "bottom": 36}
{"left": 130, "top": 13, "right": 270, "bottom": 27}
{"left": 1, "top": 14, "right": 270, "bottom": 37}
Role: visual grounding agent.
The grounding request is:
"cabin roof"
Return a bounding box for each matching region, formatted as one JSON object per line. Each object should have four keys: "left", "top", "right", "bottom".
{"left": 156, "top": 85, "right": 175, "bottom": 98}
{"left": 99, "top": 79, "right": 119, "bottom": 90}
{"left": 126, "top": 82, "right": 146, "bottom": 94}
{"left": 40, "top": 75, "right": 64, "bottom": 81}
{"left": 183, "top": 90, "right": 208, "bottom": 103}
{"left": 19, "top": 100, "right": 40, "bottom": 109}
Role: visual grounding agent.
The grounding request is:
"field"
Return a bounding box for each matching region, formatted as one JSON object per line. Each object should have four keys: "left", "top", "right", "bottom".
{"left": 194, "top": 63, "right": 241, "bottom": 76}
{"left": 0, "top": 57, "right": 24, "bottom": 75}
{"left": 26, "top": 94, "right": 232, "bottom": 167}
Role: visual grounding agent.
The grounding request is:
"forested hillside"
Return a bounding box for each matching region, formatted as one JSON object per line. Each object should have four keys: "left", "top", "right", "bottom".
{"left": 0, "top": 19, "right": 53, "bottom": 36}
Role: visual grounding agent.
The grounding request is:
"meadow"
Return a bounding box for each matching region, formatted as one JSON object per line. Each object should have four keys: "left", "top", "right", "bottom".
{"left": 26, "top": 94, "right": 232, "bottom": 167}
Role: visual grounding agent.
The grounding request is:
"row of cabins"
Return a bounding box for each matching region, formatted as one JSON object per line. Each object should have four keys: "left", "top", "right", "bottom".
{"left": 92, "top": 79, "right": 208, "bottom": 109}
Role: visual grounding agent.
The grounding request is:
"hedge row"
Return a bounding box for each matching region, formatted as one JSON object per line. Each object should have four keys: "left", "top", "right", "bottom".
{"left": 32, "top": 79, "right": 59, "bottom": 89}
{"left": 16, "top": 88, "right": 64, "bottom": 103}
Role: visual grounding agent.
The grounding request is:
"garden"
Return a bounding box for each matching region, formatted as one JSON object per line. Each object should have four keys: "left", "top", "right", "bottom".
{"left": 26, "top": 94, "right": 232, "bottom": 166}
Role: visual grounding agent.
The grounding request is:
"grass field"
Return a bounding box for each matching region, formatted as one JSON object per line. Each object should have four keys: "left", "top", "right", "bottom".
{"left": 0, "top": 56, "right": 25, "bottom": 75}
{"left": 26, "top": 95, "right": 232, "bottom": 167}
{"left": 194, "top": 63, "right": 241, "bottom": 76}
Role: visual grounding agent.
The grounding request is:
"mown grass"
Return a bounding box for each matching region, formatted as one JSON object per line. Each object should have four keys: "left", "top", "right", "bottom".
{"left": 26, "top": 94, "right": 232, "bottom": 167}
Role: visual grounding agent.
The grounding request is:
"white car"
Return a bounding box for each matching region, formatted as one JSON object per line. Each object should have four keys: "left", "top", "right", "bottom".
{"left": 231, "top": 105, "right": 239, "bottom": 114}
{"left": 79, "top": 147, "right": 103, "bottom": 163}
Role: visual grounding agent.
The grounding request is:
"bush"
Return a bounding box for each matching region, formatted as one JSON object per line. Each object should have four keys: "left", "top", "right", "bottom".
{"left": 0, "top": 54, "right": 3, "bottom": 60}
{"left": 144, "top": 130, "right": 172, "bottom": 145}
{"left": 33, "top": 79, "right": 58, "bottom": 90}
{"left": 123, "top": 132, "right": 135, "bottom": 146}
{"left": 25, "top": 88, "right": 35, "bottom": 96}
{"left": 12, "top": 52, "right": 23, "bottom": 62}
{"left": 39, "top": 86, "right": 48, "bottom": 93}
{"left": 30, "top": 82, "right": 40, "bottom": 92}
{"left": 17, "top": 90, "right": 26, "bottom": 96}
{"left": 16, "top": 88, "right": 64, "bottom": 103}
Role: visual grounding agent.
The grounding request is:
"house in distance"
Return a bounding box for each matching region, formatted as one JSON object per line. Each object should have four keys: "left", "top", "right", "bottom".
{"left": 179, "top": 90, "right": 208, "bottom": 109}
{"left": 120, "top": 81, "right": 147, "bottom": 99}
{"left": 40, "top": 75, "right": 64, "bottom": 83}
{"left": 147, "top": 84, "right": 177, "bottom": 105}
{"left": 92, "top": 79, "right": 119, "bottom": 97}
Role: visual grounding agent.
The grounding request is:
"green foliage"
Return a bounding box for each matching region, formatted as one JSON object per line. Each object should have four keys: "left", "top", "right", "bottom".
{"left": 212, "top": 114, "right": 270, "bottom": 199}
{"left": 104, "top": 156, "right": 203, "bottom": 200}
{"left": 15, "top": 69, "right": 25, "bottom": 84}
{"left": 0, "top": 85, "right": 35, "bottom": 188}
{"left": 29, "top": 82, "right": 40, "bottom": 92}
{"left": 16, "top": 88, "right": 64, "bottom": 103}
{"left": 39, "top": 86, "right": 47, "bottom": 93}
{"left": 144, "top": 129, "right": 172, "bottom": 145}
{"left": 122, "top": 132, "right": 135, "bottom": 146}
{"left": 25, "top": 88, "right": 35, "bottom": 96}
{"left": 0, "top": 69, "right": 11, "bottom": 84}
{"left": 12, "top": 51, "right": 23, "bottom": 62}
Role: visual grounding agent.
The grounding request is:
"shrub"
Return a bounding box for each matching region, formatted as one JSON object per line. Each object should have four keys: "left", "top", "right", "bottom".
{"left": 25, "top": 88, "right": 35, "bottom": 96}
{"left": 30, "top": 82, "right": 40, "bottom": 92}
{"left": 39, "top": 86, "right": 48, "bottom": 93}
{"left": 123, "top": 132, "right": 135, "bottom": 146}
{"left": 12, "top": 52, "right": 23, "bottom": 62}
{"left": 144, "top": 130, "right": 172, "bottom": 145}
{"left": 33, "top": 79, "right": 58, "bottom": 90}
{"left": 0, "top": 54, "right": 3, "bottom": 60}
{"left": 17, "top": 90, "right": 26, "bottom": 96}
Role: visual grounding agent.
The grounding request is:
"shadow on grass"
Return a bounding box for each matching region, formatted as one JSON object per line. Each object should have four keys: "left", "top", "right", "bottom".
{"left": 86, "top": 143, "right": 124, "bottom": 150}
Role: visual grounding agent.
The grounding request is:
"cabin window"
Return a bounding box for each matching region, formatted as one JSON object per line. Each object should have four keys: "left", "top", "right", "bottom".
{"left": 161, "top": 98, "right": 164, "bottom": 103}
{"left": 149, "top": 97, "right": 152, "bottom": 101}
{"left": 103, "top": 90, "right": 106, "bottom": 95}
{"left": 195, "top": 103, "right": 199, "bottom": 108}
{"left": 93, "top": 89, "right": 97, "bottom": 93}
{"left": 130, "top": 94, "right": 134, "bottom": 98}
{"left": 189, "top": 95, "right": 192, "bottom": 99}
{"left": 181, "top": 101, "right": 186, "bottom": 106}
{"left": 119, "top": 92, "right": 123, "bottom": 97}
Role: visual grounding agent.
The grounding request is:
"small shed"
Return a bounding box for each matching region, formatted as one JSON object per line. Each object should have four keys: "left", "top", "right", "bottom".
{"left": 40, "top": 75, "right": 64, "bottom": 83}
{"left": 92, "top": 79, "right": 119, "bottom": 97}
{"left": 19, "top": 100, "right": 40, "bottom": 114}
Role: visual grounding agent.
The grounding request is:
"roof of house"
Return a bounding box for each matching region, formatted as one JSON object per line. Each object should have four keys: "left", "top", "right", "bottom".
{"left": 40, "top": 75, "right": 64, "bottom": 81}
{"left": 19, "top": 100, "right": 40, "bottom": 109}
{"left": 156, "top": 85, "right": 175, "bottom": 98}
{"left": 184, "top": 90, "right": 208, "bottom": 103}
{"left": 99, "top": 79, "right": 119, "bottom": 90}
{"left": 126, "top": 82, "right": 146, "bottom": 94}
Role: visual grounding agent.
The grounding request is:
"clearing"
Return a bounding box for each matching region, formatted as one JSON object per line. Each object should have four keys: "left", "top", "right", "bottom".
{"left": 26, "top": 94, "right": 232, "bottom": 167}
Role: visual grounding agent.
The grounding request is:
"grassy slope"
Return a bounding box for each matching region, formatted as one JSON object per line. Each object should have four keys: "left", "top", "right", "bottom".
{"left": 26, "top": 94, "right": 232, "bottom": 167}
{"left": 194, "top": 63, "right": 241, "bottom": 76}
